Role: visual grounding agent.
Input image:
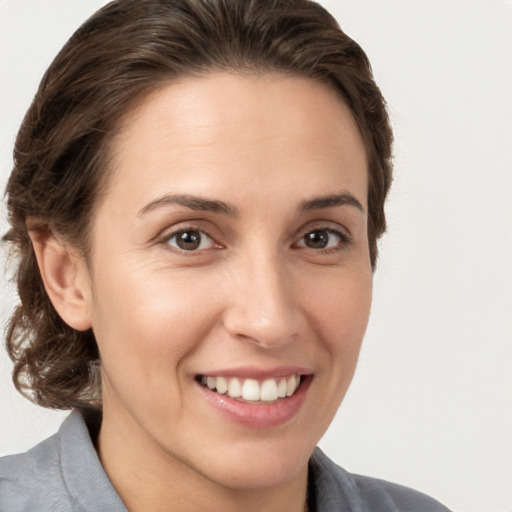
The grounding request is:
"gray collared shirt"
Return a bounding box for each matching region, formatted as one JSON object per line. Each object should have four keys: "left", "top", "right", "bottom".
{"left": 0, "top": 410, "right": 451, "bottom": 511}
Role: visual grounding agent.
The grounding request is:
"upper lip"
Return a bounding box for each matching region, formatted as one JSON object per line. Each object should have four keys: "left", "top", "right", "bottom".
{"left": 196, "top": 366, "right": 314, "bottom": 380}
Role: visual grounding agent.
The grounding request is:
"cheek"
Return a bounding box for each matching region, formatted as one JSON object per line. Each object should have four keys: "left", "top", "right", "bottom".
{"left": 295, "top": 267, "right": 372, "bottom": 436}
{"left": 89, "top": 260, "right": 220, "bottom": 381}
{"left": 303, "top": 267, "right": 372, "bottom": 359}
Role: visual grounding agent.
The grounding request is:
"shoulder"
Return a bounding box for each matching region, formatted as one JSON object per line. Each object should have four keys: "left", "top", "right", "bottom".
{"left": 349, "top": 473, "right": 451, "bottom": 512}
{"left": 0, "top": 428, "right": 76, "bottom": 511}
{"left": 309, "top": 448, "right": 452, "bottom": 512}
{"left": 0, "top": 409, "right": 122, "bottom": 512}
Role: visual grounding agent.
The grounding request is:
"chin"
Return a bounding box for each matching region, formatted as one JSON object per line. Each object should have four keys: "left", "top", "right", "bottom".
{"left": 191, "top": 437, "right": 312, "bottom": 491}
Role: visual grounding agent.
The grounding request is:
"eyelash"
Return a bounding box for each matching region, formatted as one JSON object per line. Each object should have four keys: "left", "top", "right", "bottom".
{"left": 160, "top": 225, "right": 220, "bottom": 254}
{"left": 158, "top": 225, "right": 352, "bottom": 255}
{"left": 294, "top": 227, "right": 352, "bottom": 253}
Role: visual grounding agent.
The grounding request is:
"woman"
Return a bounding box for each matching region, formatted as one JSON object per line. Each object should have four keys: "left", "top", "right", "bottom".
{"left": 0, "top": 0, "right": 450, "bottom": 510}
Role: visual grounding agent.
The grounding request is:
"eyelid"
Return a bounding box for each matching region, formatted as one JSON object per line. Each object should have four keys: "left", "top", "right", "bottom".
{"left": 157, "top": 224, "right": 224, "bottom": 254}
{"left": 293, "top": 223, "right": 353, "bottom": 252}
{"left": 295, "top": 219, "right": 352, "bottom": 240}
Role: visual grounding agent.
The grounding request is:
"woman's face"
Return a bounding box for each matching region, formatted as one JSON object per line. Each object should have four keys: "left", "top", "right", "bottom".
{"left": 82, "top": 73, "right": 372, "bottom": 490}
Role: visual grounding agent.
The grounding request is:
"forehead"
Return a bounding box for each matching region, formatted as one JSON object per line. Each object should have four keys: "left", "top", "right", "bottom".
{"left": 104, "top": 72, "right": 368, "bottom": 210}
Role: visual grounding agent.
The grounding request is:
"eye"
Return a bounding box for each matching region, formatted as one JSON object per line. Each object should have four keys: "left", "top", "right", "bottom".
{"left": 296, "top": 229, "right": 346, "bottom": 250}
{"left": 166, "top": 229, "right": 216, "bottom": 252}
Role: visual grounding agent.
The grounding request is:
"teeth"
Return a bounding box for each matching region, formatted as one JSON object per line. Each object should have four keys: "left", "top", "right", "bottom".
{"left": 260, "top": 379, "right": 278, "bottom": 401}
{"left": 200, "top": 375, "right": 302, "bottom": 402}
{"left": 242, "top": 379, "right": 260, "bottom": 401}
{"left": 216, "top": 376, "right": 228, "bottom": 394}
{"left": 206, "top": 376, "right": 216, "bottom": 390}
{"left": 228, "top": 377, "right": 242, "bottom": 398}
{"left": 277, "top": 378, "right": 287, "bottom": 398}
{"left": 286, "top": 375, "right": 298, "bottom": 397}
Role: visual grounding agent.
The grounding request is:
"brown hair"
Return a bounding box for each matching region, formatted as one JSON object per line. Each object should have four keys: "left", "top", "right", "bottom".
{"left": 3, "top": 0, "right": 393, "bottom": 409}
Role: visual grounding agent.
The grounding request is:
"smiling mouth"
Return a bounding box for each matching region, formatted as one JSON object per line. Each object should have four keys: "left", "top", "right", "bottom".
{"left": 196, "top": 374, "right": 303, "bottom": 403}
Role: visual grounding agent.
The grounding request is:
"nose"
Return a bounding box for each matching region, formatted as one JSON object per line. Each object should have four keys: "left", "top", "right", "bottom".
{"left": 222, "top": 253, "right": 303, "bottom": 349}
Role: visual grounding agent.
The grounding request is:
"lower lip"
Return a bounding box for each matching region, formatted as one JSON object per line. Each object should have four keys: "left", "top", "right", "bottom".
{"left": 196, "top": 376, "right": 312, "bottom": 428}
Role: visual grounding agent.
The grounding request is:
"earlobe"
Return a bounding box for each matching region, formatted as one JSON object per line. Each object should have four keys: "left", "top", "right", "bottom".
{"left": 28, "top": 228, "right": 92, "bottom": 331}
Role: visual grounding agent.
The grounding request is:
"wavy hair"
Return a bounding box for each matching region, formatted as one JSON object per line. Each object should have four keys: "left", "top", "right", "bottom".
{"left": 3, "top": 0, "right": 393, "bottom": 409}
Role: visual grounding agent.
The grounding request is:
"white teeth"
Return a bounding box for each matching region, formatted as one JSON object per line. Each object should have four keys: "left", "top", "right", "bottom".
{"left": 242, "top": 379, "right": 260, "bottom": 401}
{"left": 206, "top": 376, "right": 216, "bottom": 390}
{"left": 201, "top": 375, "right": 302, "bottom": 402}
{"left": 286, "top": 376, "right": 298, "bottom": 397}
{"left": 260, "top": 379, "right": 279, "bottom": 401}
{"left": 277, "top": 378, "right": 287, "bottom": 398}
{"left": 216, "top": 376, "right": 228, "bottom": 394}
{"left": 228, "top": 377, "right": 242, "bottom": 398}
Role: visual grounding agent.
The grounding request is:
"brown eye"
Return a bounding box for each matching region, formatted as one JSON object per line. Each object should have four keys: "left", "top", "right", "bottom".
{"left": 305, "top": 230, "right": 329, "bottom": 249}
{"left": 298, "top": 229, "right": 344, "bottom": 250}
{"left": 167, "top": 230, "right": 214, "bottom": 251}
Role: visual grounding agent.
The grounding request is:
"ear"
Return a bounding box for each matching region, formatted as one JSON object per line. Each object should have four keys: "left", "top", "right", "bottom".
{"left": 29, "top": 228, "right": 92, "bottom": 331}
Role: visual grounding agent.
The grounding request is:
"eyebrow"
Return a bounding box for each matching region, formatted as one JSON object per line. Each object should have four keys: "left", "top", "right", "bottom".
{"left": 299, "top": 192, "right": 365, "bottom": 214}
{"left": 138, "top": 191, "right": 364, "bottom": 217}
{"left": 138, "top": 194, "right": 238, "bottom": 217}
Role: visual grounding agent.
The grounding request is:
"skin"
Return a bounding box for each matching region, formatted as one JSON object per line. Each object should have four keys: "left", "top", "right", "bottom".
{"left": 34, "top": 73, "right": 372, "bottom": 512}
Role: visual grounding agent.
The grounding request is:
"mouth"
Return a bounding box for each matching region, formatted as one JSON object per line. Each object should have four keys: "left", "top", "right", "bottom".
{"left": 196, "top": 374, "right": 304, "bottom": 404}
{"left": 195, "top": 367, "right": 313, "bottom": 427}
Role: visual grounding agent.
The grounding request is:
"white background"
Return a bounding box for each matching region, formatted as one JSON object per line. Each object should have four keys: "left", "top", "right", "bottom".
{"left": 1, "top": 1, "right": 511, "bottom": 511}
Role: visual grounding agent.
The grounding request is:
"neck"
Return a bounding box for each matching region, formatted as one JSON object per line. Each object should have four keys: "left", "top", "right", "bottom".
{"left": 96, "top": 407, "right": 309, "bottom": 512}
